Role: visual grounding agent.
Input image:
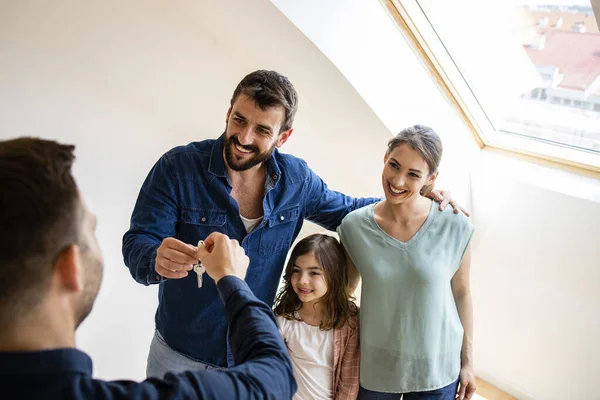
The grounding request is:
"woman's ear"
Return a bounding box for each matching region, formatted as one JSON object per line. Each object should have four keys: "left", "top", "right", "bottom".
{"left": 427, "top": 171, "right": 439, "bottom": 186}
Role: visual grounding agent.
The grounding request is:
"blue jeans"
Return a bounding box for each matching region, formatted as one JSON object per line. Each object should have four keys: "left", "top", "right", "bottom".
{"left": 146, "top": 330, "right": 221, "bottom": 378}
{"left": 357, "top": 379, "right": 459, "bottom": 400}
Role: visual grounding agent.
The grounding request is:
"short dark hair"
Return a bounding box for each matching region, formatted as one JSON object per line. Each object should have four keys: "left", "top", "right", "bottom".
{"left": 230, "top": 70, "right": 299, "bottom": 132}
{"left": 0, "top": 138, "right": 81, "bottom": 323}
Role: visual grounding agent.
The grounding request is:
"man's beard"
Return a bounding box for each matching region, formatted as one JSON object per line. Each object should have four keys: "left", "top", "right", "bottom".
{"left": 75, "top": 253, "right": 103, "bottom": 328}
{"left": 224, "top": 134, "right": 276, "bottom": 171}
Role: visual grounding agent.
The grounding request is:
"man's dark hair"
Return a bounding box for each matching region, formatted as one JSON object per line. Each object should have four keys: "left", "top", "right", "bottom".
{"left": 230, "top": 70, "right": 299, "bottom": 132}
{"left": 0, "top": 138, "right": 81, "bottom": 323}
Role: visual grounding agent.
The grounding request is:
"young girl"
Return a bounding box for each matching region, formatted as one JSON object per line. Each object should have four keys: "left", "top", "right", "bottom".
{"left": 274, "top": 234, "right": 360, "bottom": 400}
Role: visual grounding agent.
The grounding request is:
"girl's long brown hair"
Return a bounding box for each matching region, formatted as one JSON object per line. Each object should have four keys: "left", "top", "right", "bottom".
{"left": 273, "top": 234, "right": 357, "bottom": 330}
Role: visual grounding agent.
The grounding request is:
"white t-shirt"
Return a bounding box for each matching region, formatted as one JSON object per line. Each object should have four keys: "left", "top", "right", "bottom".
{"left": 276, "top": 315, "right": 334, "bottom": 400}
{"left": 240, "top": 214, "right": 263, "bottom": 233}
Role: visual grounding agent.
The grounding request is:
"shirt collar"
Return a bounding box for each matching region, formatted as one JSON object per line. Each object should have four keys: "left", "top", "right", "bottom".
{"left": 0, "top": 348, "right": 92, "bottom": 376}
{"left": 208, "top": 134, "right": 227, "bottom": 178}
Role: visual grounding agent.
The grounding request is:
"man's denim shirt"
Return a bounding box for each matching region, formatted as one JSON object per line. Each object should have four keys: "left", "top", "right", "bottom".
{"left": 122, "top": 135, "right": 378, "bottom": 368}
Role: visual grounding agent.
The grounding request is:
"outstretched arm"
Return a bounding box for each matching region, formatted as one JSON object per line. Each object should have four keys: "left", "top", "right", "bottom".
{"left": 96, "top": 233, "right": 296, "bottom": 399}
{"left": 304, "top": 166, "right": 379, "bottom": 230}
{"left": 344, "top": 248, "right": 361, "bottom": 295}
{"left": 122, "top": 155, "right": 181, "bottom": 285}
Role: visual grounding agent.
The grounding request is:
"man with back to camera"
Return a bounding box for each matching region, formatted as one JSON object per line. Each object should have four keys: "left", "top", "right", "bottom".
{"left": 0, "top": 137, "right": 296, "bottom": 399}
{"left": 122, "top": 69, "right": 466, "bottom": 377}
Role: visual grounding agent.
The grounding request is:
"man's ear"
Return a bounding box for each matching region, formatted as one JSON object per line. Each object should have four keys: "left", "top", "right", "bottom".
{"left": 226, "top": 107, "right": 231, "bottom": 124}
{"left": 54, "top": 244, "right": 83, "bottom": 293}
{"left": 276, "top": 129, "right": 293, "bottom": 148}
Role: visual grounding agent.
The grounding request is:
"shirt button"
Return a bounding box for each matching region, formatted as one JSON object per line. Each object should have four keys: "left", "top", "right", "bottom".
{"left": 156, "top": 275, "right": 161, "bottom": 280}
{"left": 201, "top": 217, "right": 207, "bottom": 222}
{"left": 280, "top": 215, "right": 285, "bottom": 221}
{"left": 273, "top": 174, "right": 278, "bottom": 180}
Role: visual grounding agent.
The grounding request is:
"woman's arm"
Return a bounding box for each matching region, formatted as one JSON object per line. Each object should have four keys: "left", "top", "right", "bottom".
{"left": 451, "top": 245, "right": 476, "bottom": 400}
{"left": 344, "top": 248, "right": 361, "bottom": 295}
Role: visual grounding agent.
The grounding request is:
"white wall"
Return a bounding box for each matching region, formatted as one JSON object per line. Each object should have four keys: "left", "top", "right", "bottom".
{"left": 0, "top": 0, "right": 390, "bottom": 381}
{"left": 470, "top": 149, "right": 600, "bottom": 400}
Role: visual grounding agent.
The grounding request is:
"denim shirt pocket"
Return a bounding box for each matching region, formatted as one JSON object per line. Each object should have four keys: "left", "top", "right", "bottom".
{"left": 179, "top": 208, "right": 228, "bottom": 243}
{"left": 259, "top": 205, "right": 300, "bottom": 255}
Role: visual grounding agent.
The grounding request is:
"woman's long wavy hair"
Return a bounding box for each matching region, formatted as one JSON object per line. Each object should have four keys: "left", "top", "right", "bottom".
{"left": 273, "top": 234, "right": 357, "bottom": 330}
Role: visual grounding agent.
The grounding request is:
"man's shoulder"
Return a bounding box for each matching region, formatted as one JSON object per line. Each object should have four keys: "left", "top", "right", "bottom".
{"left": 275, "top": 151, "right": 311, "bottom": 183}
{"left": 163, "top": 139, "right": 215, "bottom": 160}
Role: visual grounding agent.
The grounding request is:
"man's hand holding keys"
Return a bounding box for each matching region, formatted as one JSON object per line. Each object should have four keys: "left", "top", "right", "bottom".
{"left": 155, "top": 237, "right": 197, "bottom": 279}
{"left": 197, "top": 233, "right": 249, "bottom": 283}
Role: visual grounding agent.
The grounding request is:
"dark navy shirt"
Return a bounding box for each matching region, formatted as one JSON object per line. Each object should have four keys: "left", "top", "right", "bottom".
{"left": 0, "top": 276, "right": 296, "bottom": 399}
{"left": 122, "top": 135, "right": 378, "bottom": 367}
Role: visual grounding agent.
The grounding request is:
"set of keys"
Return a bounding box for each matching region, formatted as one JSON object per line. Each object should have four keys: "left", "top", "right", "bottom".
{"left": 193, "top": 240, "right": 206, "bottom": 288}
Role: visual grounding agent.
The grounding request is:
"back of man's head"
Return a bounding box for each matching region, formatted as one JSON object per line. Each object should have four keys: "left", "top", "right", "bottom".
{"left": 0, "top": 138, "right": 81, "bottom": 325}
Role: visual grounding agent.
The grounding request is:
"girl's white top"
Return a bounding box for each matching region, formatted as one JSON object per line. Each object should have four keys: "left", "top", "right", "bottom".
{"left": 277, "top": 315, "right": 334, "bottom": 400}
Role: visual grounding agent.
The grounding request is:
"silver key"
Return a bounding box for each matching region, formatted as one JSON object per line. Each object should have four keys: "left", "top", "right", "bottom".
{"left": 194, "top": 240, "right": 206, "bottom": 288}
{"left": 194, "top": 263, "right": 206, "bottom": 288}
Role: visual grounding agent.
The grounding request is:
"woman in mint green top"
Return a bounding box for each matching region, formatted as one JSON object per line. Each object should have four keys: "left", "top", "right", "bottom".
{"left": 337, "top": 125, "right": 476, "bottom": 400}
